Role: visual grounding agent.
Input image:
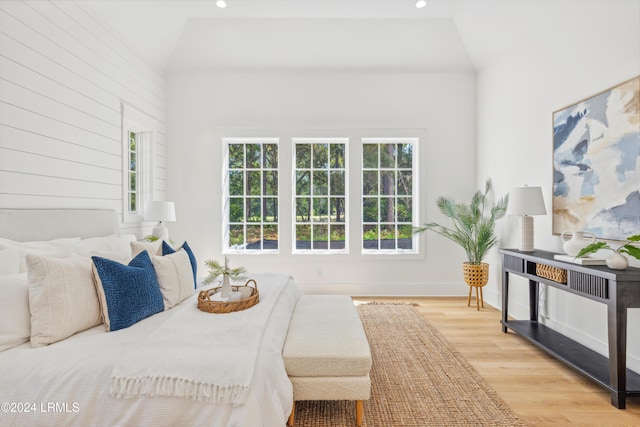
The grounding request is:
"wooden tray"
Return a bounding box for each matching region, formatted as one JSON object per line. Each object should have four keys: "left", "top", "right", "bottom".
{"left": 197, "top": 279, "right": 259, "bottom": 313}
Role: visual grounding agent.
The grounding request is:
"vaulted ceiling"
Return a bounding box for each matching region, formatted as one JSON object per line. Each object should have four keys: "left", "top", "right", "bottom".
{"left": 81, "top": 0, "right": 628, "bottom": 74}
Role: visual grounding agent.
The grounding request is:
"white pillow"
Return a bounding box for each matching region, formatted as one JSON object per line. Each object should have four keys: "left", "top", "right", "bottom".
{"left": 0, "top": 273, "right": 30, "bottom": 351}
{"left": 0, "top": 237, "right": 81, "bottom": 251}
{"left": 27, "top": 254, "right": 102, "bottom": 347}
{"left": 153, "top": 250, "right": 195, "bottom": 309}
{"left": 0, "top": 237, "right": 80, "bottom": 273}
{"left": 75, "top": 234, "right": 136, "bottom": 258}
{"left": 0, "top": 249, "right": 21, "bottom": 276}
{"left": 130, "top": 240, "right": 163, "bottom": 258}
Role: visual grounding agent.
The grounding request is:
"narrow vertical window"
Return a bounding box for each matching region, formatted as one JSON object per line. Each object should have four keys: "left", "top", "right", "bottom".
{"left": 224, "top": 139, "right": 279, "bottom": 252}
{"left": 122, "top": 103, "right": 156, "bottom": 223}
{"left": 362, "top": 138, "right": 417, "bottom": 253}
{"left": 127, "top": 131, "right": 139, "bottom": 214}
{"left": 294, "top": 138, "right": 347, "bottom": 252}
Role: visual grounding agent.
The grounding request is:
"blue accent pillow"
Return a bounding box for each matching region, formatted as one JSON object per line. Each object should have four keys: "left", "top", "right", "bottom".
{"left": 163, "top": 241, "right": 197, "bottom": 288}
{"left": 92, "top": 251, "right": 164, "bottom": 331}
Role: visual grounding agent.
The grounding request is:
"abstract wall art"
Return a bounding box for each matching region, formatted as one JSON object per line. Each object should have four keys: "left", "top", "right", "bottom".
{"left": 552, "top": 76, "right": 639, "bottom": 241}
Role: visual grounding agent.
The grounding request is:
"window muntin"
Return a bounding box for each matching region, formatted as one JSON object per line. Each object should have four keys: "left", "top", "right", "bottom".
{"left": 225, "top": 139, "right": 279, "bottom": 252}
{"left": 362, "top": 138, "right": 417, "bottom": 253}
{"left": 293, "top": 139, "right": 347, "bottom": 252}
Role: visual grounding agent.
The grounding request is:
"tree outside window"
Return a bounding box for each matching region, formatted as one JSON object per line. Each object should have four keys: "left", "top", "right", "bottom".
{"left": 225, "top": 139, "right": 279, "bottom": 252}
{"left": 362, "top": 139, "right": 416, "bottom": 252}
{"left": 127, "top": 131, "right": 139, "bottom": 213}
{"left": 294, "top": 139, "right": 347, "bottom": 252}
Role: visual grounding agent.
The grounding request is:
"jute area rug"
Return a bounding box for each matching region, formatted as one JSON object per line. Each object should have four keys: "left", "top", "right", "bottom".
{"left": 294, "top": 303, "right": 525, "bottom": 427}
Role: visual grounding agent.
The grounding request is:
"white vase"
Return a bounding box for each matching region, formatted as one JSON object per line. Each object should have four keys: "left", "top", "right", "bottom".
{"left": 561, "top": 230, "right": 596, "bottom": 257}
{"left": 606, "top": 252, "right": 628, "bottom": 270}
{"left": 221, "top": 274, "right": 232, "bottom": 297}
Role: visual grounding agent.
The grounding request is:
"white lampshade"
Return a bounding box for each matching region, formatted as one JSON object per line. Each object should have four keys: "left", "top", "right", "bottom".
{"left": 506, "top": 186, "right": 546, "bottom": 252}
{"left": 144, "top": 201, "right": 176, "bottom": 241}
{"left": 506, "top": 186, "right": 547, "bottom": 215}
{"left": 145, "top": 201, "right": 176, "bottom": 222}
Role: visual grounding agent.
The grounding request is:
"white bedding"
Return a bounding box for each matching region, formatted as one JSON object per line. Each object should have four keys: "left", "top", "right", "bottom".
{"left": 0, "top": 273, "right": 302, "bottom": 427}
{"left": 112, "top": 273, "right": 293, "bottom": 405}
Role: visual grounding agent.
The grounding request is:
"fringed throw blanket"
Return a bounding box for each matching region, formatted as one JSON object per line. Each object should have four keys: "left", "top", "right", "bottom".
{"left": 110, "top": 273, "right": 293, "bottom": 405}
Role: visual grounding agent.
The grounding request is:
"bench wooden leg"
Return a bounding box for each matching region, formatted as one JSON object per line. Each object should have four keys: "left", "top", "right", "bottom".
{"left": 288, "top": 401, "right": 295, "bottom": 426}
{"left": 356, "top": 400, "right": 364, "bottom": 426}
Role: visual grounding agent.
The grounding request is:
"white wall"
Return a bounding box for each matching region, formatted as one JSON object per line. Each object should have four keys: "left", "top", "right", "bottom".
{"left": 0, "top": 0, "right": 167, "bottom": 234}
{"left": 477, "top": 1, "right": 640, "bottom": 369}
{"left": 167, "top": 71, "right": 477, "bottom": 295}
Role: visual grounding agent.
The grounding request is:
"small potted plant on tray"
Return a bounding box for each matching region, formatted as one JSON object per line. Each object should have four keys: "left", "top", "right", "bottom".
{"left": 204, "top": 256, "right": 247, "bottom": 297}
{"left": 575, "top": 235, "right": 640, "bottom": 270}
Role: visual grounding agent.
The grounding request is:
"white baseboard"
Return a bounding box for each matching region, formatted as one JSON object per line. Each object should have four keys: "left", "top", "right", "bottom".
{"left": 298, "top": 281, "right": 640, "bottom": 374}
{"left": 297, "top": 282, "right": 469, "bottom": 297}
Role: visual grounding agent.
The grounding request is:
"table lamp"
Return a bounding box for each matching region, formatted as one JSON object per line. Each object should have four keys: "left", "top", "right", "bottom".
{"left": 506, "top": 186, "right": 546, "bottom": 252}
{"left": 145, "top": 201, "right": 176, "bottom": 241}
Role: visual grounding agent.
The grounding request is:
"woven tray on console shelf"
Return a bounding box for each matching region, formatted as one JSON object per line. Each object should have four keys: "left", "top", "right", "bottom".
{"left": 198, "top": 279, "right": 259, "bottom": 314}
{"left": 535, "top": 263, "right": 567, "bottom": 284}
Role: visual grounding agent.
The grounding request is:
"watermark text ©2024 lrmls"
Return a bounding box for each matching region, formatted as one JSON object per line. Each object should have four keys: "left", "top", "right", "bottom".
{"left": 1, "top": 401, "right": 80, "bottom": 413}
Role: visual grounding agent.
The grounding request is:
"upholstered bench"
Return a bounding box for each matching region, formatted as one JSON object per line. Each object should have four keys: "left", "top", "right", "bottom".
{"left": 283, "top": 295, "right": 372, "bottom": 426}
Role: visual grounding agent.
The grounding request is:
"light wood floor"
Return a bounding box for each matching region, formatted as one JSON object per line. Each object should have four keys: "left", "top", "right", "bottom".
{"left": 355, "top": 296, "right": 640, "bottom": 426}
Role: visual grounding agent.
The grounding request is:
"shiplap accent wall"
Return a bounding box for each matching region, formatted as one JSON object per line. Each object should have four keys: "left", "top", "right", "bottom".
{"left": 0, "top": 0, "right": 167, "bottom": 234}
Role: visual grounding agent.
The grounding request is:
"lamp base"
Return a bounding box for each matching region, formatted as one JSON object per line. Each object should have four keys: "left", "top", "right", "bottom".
{"left": 518, "top": 215, "right": 534, "bottom": 252}
{"left": 152, "top": 221, "right": 169, "bottom": 241}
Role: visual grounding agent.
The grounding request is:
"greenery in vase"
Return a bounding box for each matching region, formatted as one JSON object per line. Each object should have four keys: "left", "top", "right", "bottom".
{"left": 413, "top": 179, "right": 509, "bottom": 265}
{"left": 142, "top": 234, "right": 174, "bottom": 245}
{"left": 203, "top": 256, "right": 248, "bottom": 284}
{"left": 575, "top": 235, "right": 640, "bottom": 261}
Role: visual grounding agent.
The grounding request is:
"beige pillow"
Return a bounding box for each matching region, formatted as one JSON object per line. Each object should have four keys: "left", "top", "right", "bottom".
{"left": 27, "top": 254, "right": 102, "bottom": 347}
{"left": 153, "top": 250, "right": 195, "bottom": 309}
{"left": 130, "top": 240, "right": 163, "bottom": 258}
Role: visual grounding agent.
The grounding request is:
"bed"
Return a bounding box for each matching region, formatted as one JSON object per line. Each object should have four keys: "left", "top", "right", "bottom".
{"left": 0, "top": 209, "right": 302, "bottom": 427}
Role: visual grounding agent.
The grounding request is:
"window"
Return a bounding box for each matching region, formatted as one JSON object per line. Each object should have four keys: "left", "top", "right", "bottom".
{"left": 219, "top": 131, "right": 420, "bottom": 256}
{"left": 224, "top": 138, "right": 279, "bottom": 252}
{"left": 127, "top": 131, "right": 139, "bottom": 213}
{"left": 122, "top": 103, "right": 155, "bottom": 223}
{"left": 362, "top": 138, "right": 417, "bottom": 253}
{"left": 293, "top": 139, "right": 347, "bottom": 252}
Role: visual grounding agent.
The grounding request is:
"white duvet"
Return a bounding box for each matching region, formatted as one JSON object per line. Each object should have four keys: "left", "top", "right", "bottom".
{"left": 0, "top": 273, "right": 302, "bottom": 427}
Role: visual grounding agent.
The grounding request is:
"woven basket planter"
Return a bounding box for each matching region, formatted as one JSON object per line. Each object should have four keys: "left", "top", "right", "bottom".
{"left": 462, "top": 262, "right": 489, "bottom": 288}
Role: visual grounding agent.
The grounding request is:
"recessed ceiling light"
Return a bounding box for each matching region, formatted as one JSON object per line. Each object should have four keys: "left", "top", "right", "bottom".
{"left": 216, "top": 0, "right": 227, "bottom": 8}
{"left": 415, "top": 0, "right": 427, "bottom": 8}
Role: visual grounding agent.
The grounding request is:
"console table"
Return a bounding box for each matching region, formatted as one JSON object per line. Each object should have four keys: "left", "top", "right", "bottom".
{"left": 499, "top": 249, "right": 640, "bottom": 409}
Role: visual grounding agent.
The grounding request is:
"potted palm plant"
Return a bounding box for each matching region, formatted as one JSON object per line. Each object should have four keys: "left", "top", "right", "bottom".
{"left": 414, "top": 179, "right": 509, "bottom": 309}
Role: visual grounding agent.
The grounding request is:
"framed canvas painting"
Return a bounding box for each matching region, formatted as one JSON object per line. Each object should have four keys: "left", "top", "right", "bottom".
{"left": 552, "top": 75, "right": 639, "bottom": 241}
